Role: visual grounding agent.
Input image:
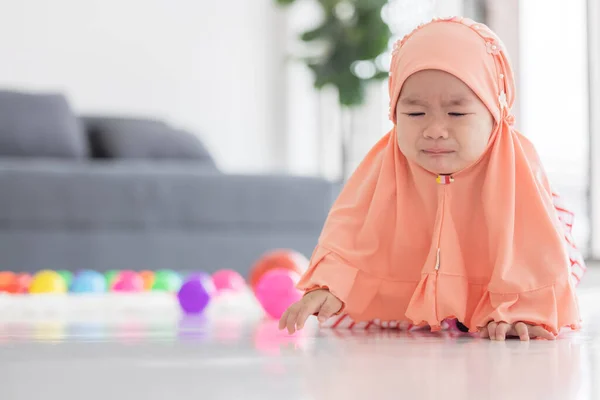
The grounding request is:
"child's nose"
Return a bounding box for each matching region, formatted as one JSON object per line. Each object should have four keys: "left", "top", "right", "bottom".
{"left": 423, "top": 122, "right": 449, "bottom": 139}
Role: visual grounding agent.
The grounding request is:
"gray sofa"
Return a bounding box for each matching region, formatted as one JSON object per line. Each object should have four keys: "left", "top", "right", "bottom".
{"left": 0, "top": 90, "right": 337, "bottom": 276}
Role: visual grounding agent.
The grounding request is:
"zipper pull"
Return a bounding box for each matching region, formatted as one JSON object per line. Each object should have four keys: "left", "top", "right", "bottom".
{"left": 436, "top": 175, "right": 454, "bottom": 184}
{"left": 435, "top": 248, "right": 441, "bottom": 270}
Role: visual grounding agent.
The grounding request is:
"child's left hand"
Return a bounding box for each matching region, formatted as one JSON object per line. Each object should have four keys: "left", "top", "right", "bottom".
{"left": 480, "top": 321, "right": 555, "bottom": 341}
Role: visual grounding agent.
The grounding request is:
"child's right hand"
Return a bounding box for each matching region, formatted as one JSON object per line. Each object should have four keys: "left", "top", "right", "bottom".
{"left": 278, "top": 289, "right": 343, "bottom": 334}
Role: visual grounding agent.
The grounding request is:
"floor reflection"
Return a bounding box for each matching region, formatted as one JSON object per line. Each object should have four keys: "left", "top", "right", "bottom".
{"left": 301, "top": 333, "right": 585, "bottom": 399}
{"left": 0, "top": 288, "right": 596, "bottom": 400}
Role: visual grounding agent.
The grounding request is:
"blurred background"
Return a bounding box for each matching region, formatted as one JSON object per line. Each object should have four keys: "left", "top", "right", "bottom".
{"left": 0, "top": 0, "right": 597, "bottom": 276}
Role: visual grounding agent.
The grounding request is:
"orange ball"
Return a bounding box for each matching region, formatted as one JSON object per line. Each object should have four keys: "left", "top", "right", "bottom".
{"left": 249, "top": 249, "right": 308, "bottom": 290}
{"left": 0, "top": 271, "right": 17, "bottom": 293}
{"left": 139, "top": 270, "right": 155, "bottom": 291}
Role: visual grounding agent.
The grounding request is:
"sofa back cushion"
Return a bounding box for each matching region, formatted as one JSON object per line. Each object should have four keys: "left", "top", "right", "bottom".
{"left": 82, "top": 116, "right": 217, "bottom": 168}
{"left": 0, "top": 90, "right": 88, "bottom": 158}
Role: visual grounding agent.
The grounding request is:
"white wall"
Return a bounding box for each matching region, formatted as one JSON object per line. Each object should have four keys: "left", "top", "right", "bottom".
{"left": 435, "top": 0, "right": 463, "bottom": 17}
{"left": 587, "top": 0, "right": 600, "bottom": 259}
{"left": 485, "top": 0, "right": 520, "bottom": 123}
{"left": 0, "top": 0, "right": 287, "bottom": 173}
{"left": 519, "top": 0, "right": 590, "bottom": 248}
{"left": 284, "top": 0, "right": 325, "bottom": 178}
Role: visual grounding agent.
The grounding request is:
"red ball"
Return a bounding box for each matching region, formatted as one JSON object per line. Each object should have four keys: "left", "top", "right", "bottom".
{"left": 249, "top": 249, "right": 308, "bottom": 291}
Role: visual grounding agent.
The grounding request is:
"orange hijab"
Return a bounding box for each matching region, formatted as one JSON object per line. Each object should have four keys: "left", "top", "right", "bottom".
{"left": 298, "top": 17, "right": 581, "bottom": 334}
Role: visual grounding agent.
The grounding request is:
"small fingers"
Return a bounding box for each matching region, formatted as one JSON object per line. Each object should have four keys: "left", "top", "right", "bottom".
{"left": 514, "top": 322, "right": 529, "bottom": 341}
{"left": 285, "top": 304, "right": 302, "bottom": 334}
{"left": 528, "top": 325, "right": 556, "bottom": 341}
{"left": 281, "top": 292, "right": 329, "bottom": 334}
{"left": 479, "top": 327, "right": 490, "bottom": 339}
{"left": 495, "top": 322, "right": 510, "bottom": 341}
{"left": 487, "top": 321, "right": 498, "bottom": 340}
{"left": 278, "top": 308, "right": 290, "bottom": 330}
{"left": 296, "top": 296, "right": 324, "bottom": 330}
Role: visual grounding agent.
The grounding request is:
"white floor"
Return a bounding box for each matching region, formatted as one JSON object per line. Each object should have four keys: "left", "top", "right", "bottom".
{"left": 1, "top": 269, "right": 599, "bottom": 400}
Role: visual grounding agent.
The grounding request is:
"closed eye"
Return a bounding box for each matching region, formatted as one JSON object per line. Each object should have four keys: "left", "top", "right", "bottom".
{"left": 406, "top": 112, "right": 425, "bottom": 117}
{"left": 449, "top": 112, "right": 467, "bottom": 116}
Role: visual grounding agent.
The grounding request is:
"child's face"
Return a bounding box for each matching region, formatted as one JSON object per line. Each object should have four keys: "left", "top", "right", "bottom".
{"left": 395, "top": 69, "right": 494, "bottom": 175}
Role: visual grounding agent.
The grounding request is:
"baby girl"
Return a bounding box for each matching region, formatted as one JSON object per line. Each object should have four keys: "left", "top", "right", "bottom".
{"left": 279, "top": 17, "right": 585, "bottom": 341}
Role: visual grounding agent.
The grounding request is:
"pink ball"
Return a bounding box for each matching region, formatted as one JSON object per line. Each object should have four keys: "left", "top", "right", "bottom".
{"left": 212, "top": 269, "right": 246, "bottom": 293}
{"left": 112, "top": 271, "right": 144, "bottom": 292}
{"left": 254, "top": 268, "right": 302, "bottom": 319}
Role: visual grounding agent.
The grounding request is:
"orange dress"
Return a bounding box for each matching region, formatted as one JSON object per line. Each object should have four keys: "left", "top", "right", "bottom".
{"left": 297, "top": 17, "right": 584, "bottom": 335}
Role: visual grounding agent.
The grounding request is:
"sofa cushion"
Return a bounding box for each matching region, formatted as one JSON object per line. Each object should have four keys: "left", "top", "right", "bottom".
{"left": 0, "top": 90, "right": 88, "bottom": 158}
{"left": 82, "top": 116, "right": 217, "bottom": 167}
{"left": 0, "top": 161, "right": 335, "bottom": 230}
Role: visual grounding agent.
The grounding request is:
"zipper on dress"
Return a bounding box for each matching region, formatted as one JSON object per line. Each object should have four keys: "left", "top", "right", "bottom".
{"left": 434, "top": 175, "right": 451, "bottom": 271}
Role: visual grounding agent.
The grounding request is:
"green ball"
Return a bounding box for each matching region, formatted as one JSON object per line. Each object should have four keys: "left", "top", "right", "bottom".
{"left": 57, "top": 270, "right": 73, "bottom": 288}
{"left": 104, "top": 270, "right": 119, "bottom": 288}
{"left": 152, "top": 270, "right": 182, "bottom": 292}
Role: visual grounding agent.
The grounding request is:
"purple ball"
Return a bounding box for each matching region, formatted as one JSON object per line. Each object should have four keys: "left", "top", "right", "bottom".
{"left": 177, "top": 277, "right": 211, "bottom": 314}
{"left": 186, "top": 272, "right": 216, "bottom": 296}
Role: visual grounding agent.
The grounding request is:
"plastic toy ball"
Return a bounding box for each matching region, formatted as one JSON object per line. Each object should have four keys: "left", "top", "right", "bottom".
{"left": 105, "top": 270, "right": 120, "bottom": 288}
{"left": 0, "top": 271, "right": 17, "bottom": 293}
{"left": 249, "top": 249, "right": 308, "bottom": 291}
{"left": 254, "top": 268, "right": 302, "bottom": 319}
{"left": 15, "top": 273, "right": 32, "bottom": 294}
{"left": 112, "top": 271, "right": 144, "bottom": 292}
{"left": 152, "top": 270, "right": 182, "bottom": 292}
{"left": 187, "top": 272, "right": 216, "bottom": 296}
{"left": 139, "top": 270, "right": 155, "bottom": 291}
{"left": 212, "top": 269, "right": 246, "bottom": 293}
{"left": 71, "top": 270, "right": 107, "bottom": 293}
{"left": 0, "top": 271, "right": 33, "bottom": 294}
{"left": 29, "top": 270, "right": 68, "bottom": 294}
{"left": 177, "top": 276, "right": 211, "bottom": 314}
{"left": 57, "top": 270, "right": 74, "bottom": 288}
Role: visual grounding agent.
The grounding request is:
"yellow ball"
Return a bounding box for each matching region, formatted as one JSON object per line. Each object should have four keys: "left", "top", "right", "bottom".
{"left": 29, "top": 270, "right": 67, "bottom": 294}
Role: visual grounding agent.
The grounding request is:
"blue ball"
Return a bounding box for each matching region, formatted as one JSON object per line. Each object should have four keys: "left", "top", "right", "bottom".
{"left": 70, "top": 270, "right": 107, "bottom": 293}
